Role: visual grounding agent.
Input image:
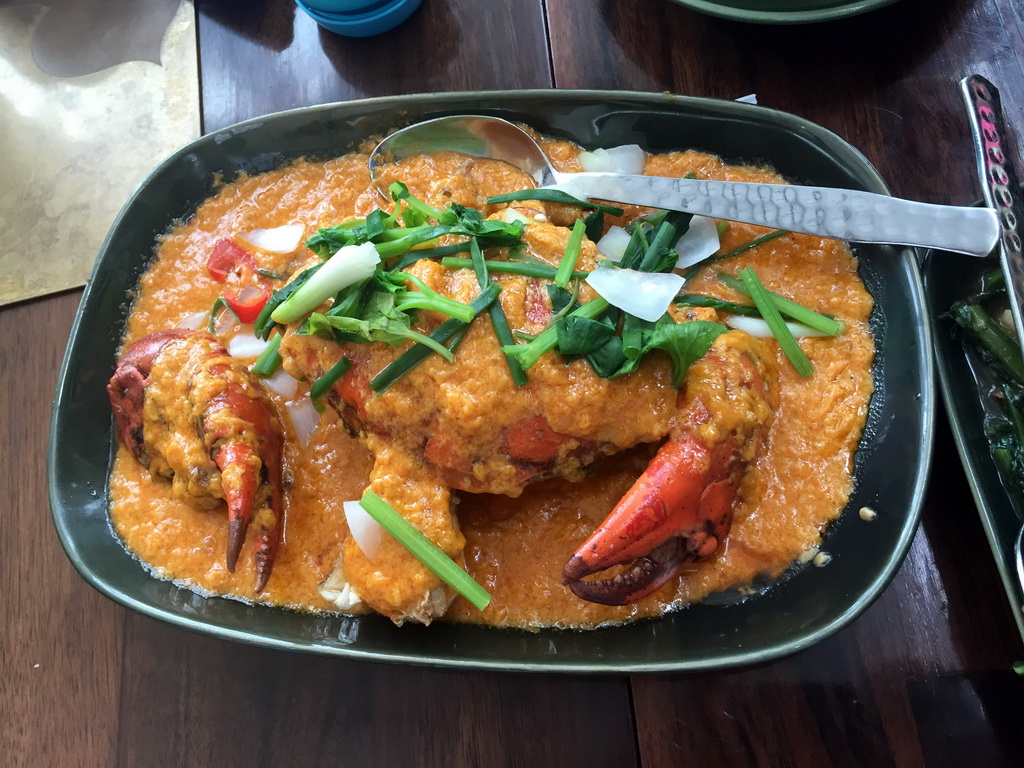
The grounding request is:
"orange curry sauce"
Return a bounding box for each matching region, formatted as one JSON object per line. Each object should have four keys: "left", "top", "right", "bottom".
{"left": 108, "top": 136, "right": 874, "bottom": 629}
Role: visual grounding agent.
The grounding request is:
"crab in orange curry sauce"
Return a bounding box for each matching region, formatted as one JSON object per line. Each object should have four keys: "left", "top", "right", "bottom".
{"left": 107, "top": 139, "right": 872, "bottom": 628}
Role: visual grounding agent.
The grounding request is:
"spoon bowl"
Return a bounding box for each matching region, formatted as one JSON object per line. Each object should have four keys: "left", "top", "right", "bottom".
{"left": 369, "top": 115, "right": 559, "bottom": 193}
{"left": 369, "top": 114, "right": 1001, "bottom": 258}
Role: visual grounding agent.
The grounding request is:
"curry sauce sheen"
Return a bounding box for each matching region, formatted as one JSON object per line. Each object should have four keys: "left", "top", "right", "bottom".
{"left": 108, "top": 135, "right": 874, "bottom": 629}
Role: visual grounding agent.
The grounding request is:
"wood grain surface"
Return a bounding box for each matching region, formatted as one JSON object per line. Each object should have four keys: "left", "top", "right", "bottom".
{"left": 6, "top": 0, "right": 1024, "bottom": 765}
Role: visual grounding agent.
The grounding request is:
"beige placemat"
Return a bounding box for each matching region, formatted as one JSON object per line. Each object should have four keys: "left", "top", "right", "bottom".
{"left": 0, "top": 0, "right": 200, "bottom": 306}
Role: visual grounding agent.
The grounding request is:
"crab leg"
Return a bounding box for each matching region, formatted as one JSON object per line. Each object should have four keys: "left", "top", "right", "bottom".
{"left": 562, "top": 434, "right": 743, "bottom": 605}
{"left": 204, "top": 381, "right": 284, "bottom": 592}
{"left": 108, "top": 330, "right": 283, "bottom": 592}
{"left": 562, "top": 338, "right": 772, "bottom": 606}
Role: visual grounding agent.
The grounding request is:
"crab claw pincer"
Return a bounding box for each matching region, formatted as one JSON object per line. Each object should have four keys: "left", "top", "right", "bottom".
{"left": 561, "top": 340, "right": 773, "bottom": 606}
{"left": 107, "top": 329, "right": 284, "bottom": 592}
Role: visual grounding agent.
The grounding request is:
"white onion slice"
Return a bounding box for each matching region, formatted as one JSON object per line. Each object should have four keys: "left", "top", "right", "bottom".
{"left": 596, "top": 226, "right": 632, "bottom": 262}
{"left": 585, "top": 268, "right": 684, "bottom": 322}
{"left": 495, "top": 208, "right": 530, "bottom": 225}
{"left": 262, "top": 368, "right": 299, "bottom": 399}
{"left": 228, "top": 332, "right": 269, "bottom": 358}
{"left": 176, "top": 311, "right": 208, "bottom": 330}
{"left": 212, "top": 307, "right": 239, "bottom": 337}
{"left": 239, "top": 224, "right": 305, "bottom": 254}
{"left": 285, "top": 397, "right": 321, "bottom": 445}
{"left": 736, "top": 94, "right": 758, "bottom": 104}
{"left": 726, "top": 315, "right": 829, "bottom": 338}
{"left": 673, "top": 216, "right": 721, "bottom": 269}
{"left": 343, "top": 500, "right": 384, "bottom": 559}
{"left": 578, "top": 145, "right": 646, "bottom": 175}
{"left": 273, "top": 242, "right": 380, "bottom": 323}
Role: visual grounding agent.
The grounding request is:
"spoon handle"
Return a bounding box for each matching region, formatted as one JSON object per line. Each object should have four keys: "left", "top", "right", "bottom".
{"left": 552, "top": 172, "right": 1000, "bottom": 257}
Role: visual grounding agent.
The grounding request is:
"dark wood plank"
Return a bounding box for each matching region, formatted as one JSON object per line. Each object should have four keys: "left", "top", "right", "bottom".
{"left": 12, "top": 0, "right": 1024, "bottom": 765}
{"left": 0, "top": 291, "right": 124, "bottom": 768}
{"left": 114, "top": 611, "right": 638, "bottom": 768}
{"left": 548, "top": 0, "right": 1024, "bottom": 203}
{"left": 546, "top": 0, "right": 1024, "bottom": 764}
{"left": 627, "top": 420, "right": 1024, "bottom": 766}
{"left": 196, "top": 0, "right": 554, "bottom": 132}
{"left": 0, "top": 4, "right": 636, "bottom": 768}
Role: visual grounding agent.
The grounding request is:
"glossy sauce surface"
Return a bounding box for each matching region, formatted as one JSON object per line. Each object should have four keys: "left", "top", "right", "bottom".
{"left": 108, "top": 137, "right": 875, "bottom": 628}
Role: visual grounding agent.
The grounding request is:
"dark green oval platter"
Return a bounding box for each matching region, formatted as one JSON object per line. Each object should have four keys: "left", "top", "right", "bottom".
{"left": 48, "top": 90, "right": 932, "bottom": 673}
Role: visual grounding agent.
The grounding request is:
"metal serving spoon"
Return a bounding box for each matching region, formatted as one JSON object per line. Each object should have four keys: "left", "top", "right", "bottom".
{"left": 369, "top": 114, "right": 1001, "bottom": 257}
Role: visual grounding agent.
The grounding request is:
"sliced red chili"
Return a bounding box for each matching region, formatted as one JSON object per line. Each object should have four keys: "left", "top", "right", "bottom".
{"left": 224, "top": 284, "right": 271, "bottom": 324}
{"left": 207, "top": 238, "right": 257, "bottom": 282}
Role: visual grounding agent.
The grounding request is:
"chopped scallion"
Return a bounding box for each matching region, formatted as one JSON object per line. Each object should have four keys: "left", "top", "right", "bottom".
{"left": 470, "top": 239, "right": 527, "bottom": 386}
{"left": 486, "top": 189, "right": 624, "bottom": 215}
{"left": 716, "top": 229, "right": 789, "bottom": 261}
{"left": 683, "top": 229, "right": 788, "bottom": 280}
{"left": 440, "top": 257, "right": 589, "bottom": 281}
{"left": 389, "top": 242, "right": 471, "bottom": 271}
{"left": 717, "top": 273, "right": 844, "bottom": 336}
{"left": 250, "top": 334, "right": 282, "bottom": 376}
{"left": 370, "top": 282, "right": 502, "bottom": 393}
{"left": 674, "top": 294, "right": 760, "bottom": 316}
{"left": 503, "top": 297, "right": 610, "bottom": 370}
{"left": 394, "top": 272, "right": 475, "bottom": 323}
{"left": 208, "top": 297, "right": 240, "bottom": 334}
{"left": 310, "top": 356, "right": 352, "bottom": 401}
{"left": 554, "top": 219, "right": 586, "bottom": 289}
{"left": 358, "top": 491, "right": 490, "bottom": 611}
{"left": 738, "top": 267, "right": 813, "bottom": 377}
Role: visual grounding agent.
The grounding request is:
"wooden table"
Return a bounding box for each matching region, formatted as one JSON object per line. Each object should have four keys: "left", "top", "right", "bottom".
{"left": 7, "top": 0, "right": 1024, "bottom": 764}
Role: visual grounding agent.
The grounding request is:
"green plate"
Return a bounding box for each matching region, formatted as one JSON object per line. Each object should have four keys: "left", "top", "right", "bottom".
{"left": 924, "top": 246, "right": 1024, "bottom": 643}
{"left": 671, "top": 0, "right": 901, "bottom": 24}
{"left": 49, "top": 90, "right": 932, "bottom": 673}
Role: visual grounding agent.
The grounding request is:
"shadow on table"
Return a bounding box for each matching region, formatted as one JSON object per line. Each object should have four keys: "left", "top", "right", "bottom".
{"left": 907, "top": 668, "right": 1024, "bottom": 767}
{"left": 605, "top": 0, "right": 970, "bottom": 99}
{"left": 197, "top": 0, "right": 296, "bottom": 53}
{"left": 4, "top": 0, "right": 181, "bottom": 77}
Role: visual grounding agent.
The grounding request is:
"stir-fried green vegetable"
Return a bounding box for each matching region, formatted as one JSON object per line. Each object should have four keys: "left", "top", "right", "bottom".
{"left": 949, "top": 276, "right": 1024, "bottom": 501}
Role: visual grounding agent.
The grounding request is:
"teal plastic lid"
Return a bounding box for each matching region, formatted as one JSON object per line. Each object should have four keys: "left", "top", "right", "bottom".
{"left": 296, "top": 0, "right": 423, "bottom": 37}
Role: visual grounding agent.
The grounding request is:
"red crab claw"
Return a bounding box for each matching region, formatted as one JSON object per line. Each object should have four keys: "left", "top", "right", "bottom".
{"left": 204, "top": 372, "right": 283, "bottom": 592}
{"left": 107, "top": 329, "right": 191, "bottom": 465}
{"left": 561, "top": 434, "right": 745, "bottom": 605}
{"left": 562, "top": 340, "right": 772, "bottom": 606}
{"left": 107, "top": 330, "right": 283, "bottom": 592}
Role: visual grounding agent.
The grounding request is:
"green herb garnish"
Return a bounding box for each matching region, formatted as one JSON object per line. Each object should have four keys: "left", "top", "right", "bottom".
{"left": 440, "top": 257, "right": 589, "bottom": 281}
{"left": 310, "top": 356, "right": 352, "bottom": 401}
{"left": 250, "top": 334, "right": 282, "bottom": 376}
{"left": 717, "top": 273, "right": 845, "bottom": 336}
{"left": 554, "top": 219, "right": 586, "bottom": 289}
{"left": 470, "top": 239, "right": 527, "bottom": 386}
{"left": 674, "top": 294, "right": 760, "bottom": 316}
{"left": 370, "top": 281, "right": 502, "bottom": 394}
{"left": 504, "top": 298, "right": 611, "bottom": 370}
{"left": 683, "top": 229, "right": 788, "bottom": 280}
{"left": 486, "top": 188, "right": 624, "bottom": 215}
{"left": 358, "top": 491, "right": 491, "bottom": 611}
{"left": 208, "top": 297, "right": 240, "bottom": 334}
{"left": 738, "top": 267, "right": 813, "bottom": 377}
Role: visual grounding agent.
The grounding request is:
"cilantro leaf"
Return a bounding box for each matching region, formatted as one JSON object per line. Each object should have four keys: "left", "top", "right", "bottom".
{"left": 645, "top": 317, "right": 727, "bottom": 387}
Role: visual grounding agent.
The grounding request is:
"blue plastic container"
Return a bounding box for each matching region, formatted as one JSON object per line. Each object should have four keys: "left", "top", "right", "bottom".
{"left": 295, "top": 0, "right": 422, "bottom": 37}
